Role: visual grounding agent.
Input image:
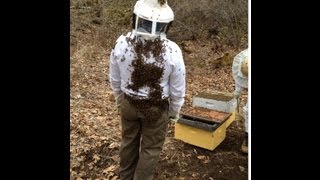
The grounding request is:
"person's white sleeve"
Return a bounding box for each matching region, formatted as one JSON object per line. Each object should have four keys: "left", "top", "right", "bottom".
{"left": 169, "top": 47, "right": 186, "bottom": 115}
{"left": 109, "top": 49, "right": 122, "bottom": 97}
{"left": 232, "top": 49, "right": 248, "bottom": 89}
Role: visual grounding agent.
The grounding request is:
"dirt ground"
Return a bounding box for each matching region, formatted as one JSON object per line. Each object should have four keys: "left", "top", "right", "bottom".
{"left": 70, "top": 3, "right": 248, "bottom": 180}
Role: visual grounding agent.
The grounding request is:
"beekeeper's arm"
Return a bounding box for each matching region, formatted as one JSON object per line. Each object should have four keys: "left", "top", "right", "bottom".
{"left": 234, "top": 83, "right": 243, "bottom": 98}
{"left": 169, "top": 46, "right": 186, "bottom": 122}
{"left": 109, "top": 36, "right": 126, "bottom": 113}
{"left": 232, "top": 49, "right": 248, "bottom": 112}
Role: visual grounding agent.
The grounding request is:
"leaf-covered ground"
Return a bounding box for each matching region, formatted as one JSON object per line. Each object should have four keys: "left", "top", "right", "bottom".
{"left": 70, "top": 4, "right": 248, "bottom": 180}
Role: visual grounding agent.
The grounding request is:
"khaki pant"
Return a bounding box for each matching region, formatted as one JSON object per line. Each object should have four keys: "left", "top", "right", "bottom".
{"left": 119, "top": 97, "right": 169, "bottom": 180}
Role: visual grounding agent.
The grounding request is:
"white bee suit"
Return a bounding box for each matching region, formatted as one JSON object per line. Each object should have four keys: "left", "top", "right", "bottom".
{"left": 109, "top": 32, "right": 186, "bottom": 115}
{"left": 232, "top": 49, "right": 248, "bottom": 133}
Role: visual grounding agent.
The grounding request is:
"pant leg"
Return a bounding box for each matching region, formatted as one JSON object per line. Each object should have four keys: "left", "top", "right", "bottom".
{"left": 243, "top": 101, "right": 248, "bottom": 133}
{"left": 133, "top": 106, "right": 169, "bottom": 180}
{"left": 119, "top": 98, "right": 141, "bottom": 180}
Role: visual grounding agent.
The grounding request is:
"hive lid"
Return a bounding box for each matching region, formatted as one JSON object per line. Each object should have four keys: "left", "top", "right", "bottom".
{"left": 196, "top": 91, "right": 234, "bottom": 102}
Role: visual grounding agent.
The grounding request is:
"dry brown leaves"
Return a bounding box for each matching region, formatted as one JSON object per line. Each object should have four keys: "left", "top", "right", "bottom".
{"left": 71, "top": 4, "right": 247, "bottom": 179}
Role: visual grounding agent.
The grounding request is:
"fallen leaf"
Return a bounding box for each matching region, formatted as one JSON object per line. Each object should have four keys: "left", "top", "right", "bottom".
{"left": 111, "top": 176, "right": 118, "bottom": 180}
{"left": 239, "top": 166, "right": 245, "bottom": 172}
{"left": 96, "top": 116, "right": 105, "bottom": 121}
{"left": 103, "top": 165, "right": 116, "bottom": 174}
{"left": 192, "top": 173, "right": 199, "bottom": 177}
{"left": 106, "top": 172, "right": 115, "bottom": 179}
{"left": 93, "top": 154, "right": 100, "bottom": 162}
{"left": 109, "top": 142, "right": 119, "bottom": 149}
{"left": 100, "top": 136, "right": 108, "bottom": 140}
{"left": 197, "top": 155, "right": 206, "bottom": 160}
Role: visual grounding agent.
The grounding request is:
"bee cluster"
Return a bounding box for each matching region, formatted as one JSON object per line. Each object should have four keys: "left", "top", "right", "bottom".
{"left": 124, "top": 37, "right": 169, "bottom": 121}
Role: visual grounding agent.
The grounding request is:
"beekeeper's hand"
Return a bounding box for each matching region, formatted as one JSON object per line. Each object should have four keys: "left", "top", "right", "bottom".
{"left": 115, "top": 93, "right": 124, "bottom": 115}
{"left": 233, "top": 91, "right": 241, "bottom": 113}
{"left": 169, "top": 111, "right": 179, "bottom": 123}
{"left": 234, "top": 93, "right": 240, "bottom": 100}
{"left": 170, "top": 115, "right": 179, "bottom": 123}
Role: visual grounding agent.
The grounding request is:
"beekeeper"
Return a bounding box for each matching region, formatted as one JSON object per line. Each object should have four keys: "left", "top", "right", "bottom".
{"left": 232, "top": 48, "right": 249, "bottom": 154}
{"left": 109, "top": 0, "right": 186, "bottom": 179}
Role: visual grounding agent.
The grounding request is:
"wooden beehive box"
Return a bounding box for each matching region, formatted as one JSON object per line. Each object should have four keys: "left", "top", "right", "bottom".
{"left": 175, "top": 108, "right": 232, "bottom": 151}
{"left": 192, "top": 91, "right": 236, "bottom": 127}
{"left": 174, "top": 91, "right": 236, "bottom": 151}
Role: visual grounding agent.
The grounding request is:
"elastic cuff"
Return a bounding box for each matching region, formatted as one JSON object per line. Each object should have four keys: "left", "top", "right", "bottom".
{"left": 169, "top": 111, "right": 179, "bottom": 118}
